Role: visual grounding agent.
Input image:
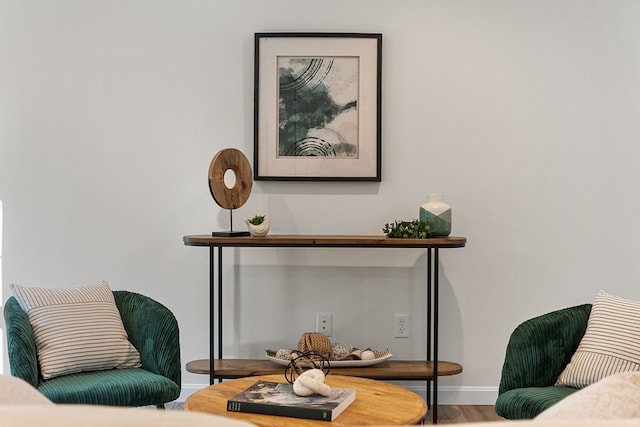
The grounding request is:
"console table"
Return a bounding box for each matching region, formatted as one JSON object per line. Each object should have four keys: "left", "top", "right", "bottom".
{"left": 183, "top": 234, "right": 466, "bottom": 423}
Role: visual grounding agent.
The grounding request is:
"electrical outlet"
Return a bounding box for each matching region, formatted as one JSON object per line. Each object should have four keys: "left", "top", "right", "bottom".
{"left": 316, "top": 312, "right": 332, "bottom": 336}
{"left": 394, "top": 314, "right": 410, "bottom": 338}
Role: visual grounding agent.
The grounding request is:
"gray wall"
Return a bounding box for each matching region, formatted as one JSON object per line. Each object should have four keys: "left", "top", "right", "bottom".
{"left": 2, "top": 0, "right": 639, "bottom": 403}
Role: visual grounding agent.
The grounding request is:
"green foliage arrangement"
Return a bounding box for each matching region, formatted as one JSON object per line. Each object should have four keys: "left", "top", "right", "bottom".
{"left": 383, "top": 219, "right": 432, "bottom": 239}
{"left": 247, "top": 215, "right": 266, "bottom": 225}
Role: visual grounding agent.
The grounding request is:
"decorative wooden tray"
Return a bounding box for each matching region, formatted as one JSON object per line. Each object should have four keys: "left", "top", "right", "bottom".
{"left": 266, "top": 352, "right": 393, "bottom": 367}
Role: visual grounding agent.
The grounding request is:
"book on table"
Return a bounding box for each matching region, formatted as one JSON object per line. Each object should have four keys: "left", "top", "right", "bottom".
{"left": 227, "top": 380, "right": 356, "bottom": 421}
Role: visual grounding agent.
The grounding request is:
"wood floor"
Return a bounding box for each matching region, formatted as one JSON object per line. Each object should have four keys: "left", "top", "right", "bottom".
{"left": 425, "top": 406, "right": 505, "bottom": 424}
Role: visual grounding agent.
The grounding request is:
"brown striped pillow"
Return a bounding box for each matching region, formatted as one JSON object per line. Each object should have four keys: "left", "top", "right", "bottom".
{"left": 555, "top": 291, "right": 640, "bottom": 388}
{"left": 10, "top": 281, "right": 141, "bottom": 380}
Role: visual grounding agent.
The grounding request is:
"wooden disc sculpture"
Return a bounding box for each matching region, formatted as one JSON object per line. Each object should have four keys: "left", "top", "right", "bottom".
{"left": 208, "top": 148, "right": 252, "bottom": 236}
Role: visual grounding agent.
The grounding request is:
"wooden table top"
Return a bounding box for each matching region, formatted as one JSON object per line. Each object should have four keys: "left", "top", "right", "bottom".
{"left": 184, "top": 374, "right": 427, "bottom": 427}
{"left": 183, "top": 234, "right": 466, "bottom": 248}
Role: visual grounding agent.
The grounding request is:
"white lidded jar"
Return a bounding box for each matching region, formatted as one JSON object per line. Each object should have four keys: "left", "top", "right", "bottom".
{"left": 419, "top": 194, "right": 451, "bottom": 237}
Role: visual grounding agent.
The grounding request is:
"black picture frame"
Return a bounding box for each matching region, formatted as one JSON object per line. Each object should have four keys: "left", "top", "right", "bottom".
{"left": 254, "top": 32, "right": 382, "bottom": 181}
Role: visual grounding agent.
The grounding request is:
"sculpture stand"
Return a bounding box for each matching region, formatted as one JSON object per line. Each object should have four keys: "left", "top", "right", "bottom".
{"left": 212, "top": 209, "right": 249, "bottom": 237}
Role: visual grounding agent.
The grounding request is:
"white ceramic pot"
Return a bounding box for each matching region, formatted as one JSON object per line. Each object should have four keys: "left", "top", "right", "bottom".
{"left": 246, "top": 218, "right": 270, "bottom": 237}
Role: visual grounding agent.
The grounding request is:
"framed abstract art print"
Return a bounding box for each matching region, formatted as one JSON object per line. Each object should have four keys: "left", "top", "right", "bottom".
{"left": 254, "top": 33, "right": 382, "bottom": 181}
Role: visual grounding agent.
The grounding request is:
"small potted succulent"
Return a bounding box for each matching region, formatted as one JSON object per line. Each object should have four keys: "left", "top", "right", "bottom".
{"left": 246, "top": 214, "right": 270, "bottom": 237}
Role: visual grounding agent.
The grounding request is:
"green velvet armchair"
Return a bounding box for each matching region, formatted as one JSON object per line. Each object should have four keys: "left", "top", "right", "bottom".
{"left": 4, "top": 290, "right": 181, "bottom": 407}
{"left": 495, "top": 303, "right": 592, "bottom": 419}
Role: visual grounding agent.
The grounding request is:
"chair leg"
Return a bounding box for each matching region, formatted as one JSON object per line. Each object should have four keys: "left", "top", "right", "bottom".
{"left": 156, "top": 404, "right": 166, "bottom": 410}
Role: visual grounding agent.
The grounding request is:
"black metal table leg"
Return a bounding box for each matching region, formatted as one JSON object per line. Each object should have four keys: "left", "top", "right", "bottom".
{"left": 426, "top": 249, "right": 432, "bottom": 409}
{"left": 209, "top": 245, "right": 224, "bottom": 385}
{"left": 217, "top": 247, "right": 223, "bottom": 378}
{"left": 209, "top": 246, "right": 215, "bottom": 385}
{"left": 426, "top": 248, "right": 440, "bottom": 423}
{"left": 433, "top": 248, "right": 439, "bottom": 424}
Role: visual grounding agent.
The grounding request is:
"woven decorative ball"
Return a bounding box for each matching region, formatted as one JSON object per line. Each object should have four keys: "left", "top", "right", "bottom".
{"left": 297, "top": 332, "right": 332, "bottom": 359}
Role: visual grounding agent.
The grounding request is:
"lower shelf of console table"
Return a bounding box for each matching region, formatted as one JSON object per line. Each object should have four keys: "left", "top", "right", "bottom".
{"left": 186, "top": 358, "right": 463, "bottom": 380}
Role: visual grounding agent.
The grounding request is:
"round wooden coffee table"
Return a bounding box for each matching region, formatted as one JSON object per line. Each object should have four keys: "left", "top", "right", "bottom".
{"left": 185, "top": 374, "right": 427, "bottom": 426}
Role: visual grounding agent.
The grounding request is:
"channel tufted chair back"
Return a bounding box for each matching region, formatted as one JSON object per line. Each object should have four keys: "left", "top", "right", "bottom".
{"left": 495, "top": 304, "right": 592, "bottom": 419}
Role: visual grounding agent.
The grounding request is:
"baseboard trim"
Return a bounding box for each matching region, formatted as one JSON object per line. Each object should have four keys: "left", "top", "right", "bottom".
{"left": 179, "top": 383, "right": 498, "bottom": 405}
{"left": 406, "top": 385, "right": 499, "bottom": 405}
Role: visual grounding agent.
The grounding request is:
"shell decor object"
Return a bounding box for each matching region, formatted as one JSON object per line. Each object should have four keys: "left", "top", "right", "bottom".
{"left": 419, "top": 194, "right": 452, "bottom": 237}
{"left": 246, "top": 218, "right": 270, "bottom": 237}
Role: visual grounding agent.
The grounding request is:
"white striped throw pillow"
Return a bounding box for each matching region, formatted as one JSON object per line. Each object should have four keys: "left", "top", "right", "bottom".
{"left": 555, "top": 291, "right": 640, "bottom": 388}
{"left": 10, "top": 281, "right": 141, "bottom": 380}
